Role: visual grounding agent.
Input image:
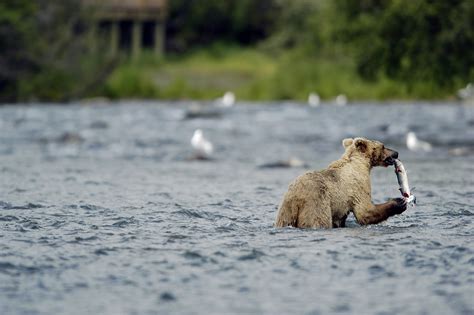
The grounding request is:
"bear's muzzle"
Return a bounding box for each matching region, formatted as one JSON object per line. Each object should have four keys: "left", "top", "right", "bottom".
{"left": 383, "top": 150, "right": 398, "bottom": 166}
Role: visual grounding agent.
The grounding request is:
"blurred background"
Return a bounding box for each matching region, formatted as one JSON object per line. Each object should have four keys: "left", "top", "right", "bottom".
{"left": 1, "top": 0, "right": 473, "bottom": 103}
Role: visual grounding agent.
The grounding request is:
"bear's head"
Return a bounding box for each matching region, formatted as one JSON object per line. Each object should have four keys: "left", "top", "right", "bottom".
{"left": 342, "top": 137, "right": 398, "bottom": 167}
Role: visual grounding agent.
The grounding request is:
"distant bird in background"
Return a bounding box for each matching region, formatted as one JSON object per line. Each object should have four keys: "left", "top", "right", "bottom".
{"left": 335, "top": 94, "right": 348, "bottom": 106}
{"left": 216, "top": 91, "right": 236, "bottom": 107}
{"left": 457, "top": 83, "right": 473, "bottom": 100}
{"left": 457, "top": 83, "right": 474, "bottom": 105}
{"left": 308, "top": 92, "right": 321, "bottom": 107}
{"left": 406, "top": 131, "right": 432, "bottom": 152}
{"left": 191, "top": 129, "right": 214, "bottom": 159}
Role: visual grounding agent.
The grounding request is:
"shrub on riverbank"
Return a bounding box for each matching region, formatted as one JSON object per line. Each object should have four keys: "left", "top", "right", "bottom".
{"left": 103, "top": 45, "right": 453, "bottom": 101}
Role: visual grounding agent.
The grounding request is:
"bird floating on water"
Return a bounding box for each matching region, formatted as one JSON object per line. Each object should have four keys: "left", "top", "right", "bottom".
{"left": 406, "top": 131, "right": 432, "bottom": 152}
{"left": 335, "top": 94, "right": 348, "bottom": 106}
{"left": 457, "top": 83, "right": 474, "bottom": 105}
{"left": 191, "top": 129, "right": 214, "bottom": 160}
{"left": 457, "top": 83, "right": 473, "bottom": 100}
{"left": 308, "top": 92, "right": 321, "bottom": 107}
{"left": 216, "top": 91, "right": 236, "bottom": 108}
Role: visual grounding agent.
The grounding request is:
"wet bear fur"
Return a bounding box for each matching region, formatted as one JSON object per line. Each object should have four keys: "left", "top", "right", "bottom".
{"left": 275, "top": 137, "right": 407, "bottom": 228}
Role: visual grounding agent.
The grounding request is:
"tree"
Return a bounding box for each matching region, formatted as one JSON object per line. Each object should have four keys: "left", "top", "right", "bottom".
{"left": 0, "top": 0, "right": 115, "bottom": 102}
{"left": 334, "top": 0, "right": 474, "bottom": 87}
{"left": 166, "top": 0, "right": 280, "bottom": 52}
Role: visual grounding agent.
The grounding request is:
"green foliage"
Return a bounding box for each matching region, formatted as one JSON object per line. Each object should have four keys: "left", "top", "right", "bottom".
{"left": 0, "top": 0, "right": 115, "bottom": 102}
{"left": 262, "top": 0, "right": 323, "bottom": 52}
{"left": 0, "top": 0, "right": 37, "bottom": 101}
{"left": 333, "top": 0, "right": 474, "bottom": 87}
{"left": 104, "top": 66, "right": 158, "bottom": 99}
{"left": 166, "top": 0, "right": 280, "bottom": 52}
{"left": 2, "top": 0, "right": 473, "bottom": 102}
{"left": 104, "top": 48, "right": 276, "bottom": 100}
{"left": 104, "top": 46, "right": 452, "bottom": 101}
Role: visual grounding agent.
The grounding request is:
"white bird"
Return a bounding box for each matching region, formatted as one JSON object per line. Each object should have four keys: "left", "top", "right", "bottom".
{"left": 406, "top": 131, "right": 432, "bottom": 152}
{"left": 216, "top": 91, "right": 236, "bottom": 107}
{"left": 335, "top": 94, "right": 348, "bottom": 106}
{"left": 308, "top": 92, "right": 321, "bottom": 107}
{"left": 457, "top": 83, "right": 473, "bottom": 100}
{"left": 457, "top": 83, "right": 474, "bottom": 105}
{"left": 191, "top": 129, "right": 213, "bottom": 159}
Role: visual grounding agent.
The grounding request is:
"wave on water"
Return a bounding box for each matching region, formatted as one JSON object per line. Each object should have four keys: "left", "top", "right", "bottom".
{"left": 0, "top": 201, "right": 44, "bottom": 210}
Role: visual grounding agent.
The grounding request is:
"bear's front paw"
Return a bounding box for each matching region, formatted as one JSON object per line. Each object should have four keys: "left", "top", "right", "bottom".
{"left": 390, "top": 198, "right": 407, "bottom": 215}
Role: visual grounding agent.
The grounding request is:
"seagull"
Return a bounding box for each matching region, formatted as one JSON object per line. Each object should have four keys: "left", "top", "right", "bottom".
{"left": 191, "top": 129, "right": 213, "bottom": 159}
{"left": 335, "top": 94, "right": 348, "bottom": 106}
{"left": 457, "top": 83, "right": 473, "bottom": 100}
{"left": 406, "top": 131, "right": 432, "bottom": 152}
{"left": 308, "top": 92, "right": 321, "bottom": 107}
{"left": 216, "top": 91, "right": 236, "bottom": 107}
{"left": 457, "top": 83, "right": 474, "bottom": 105}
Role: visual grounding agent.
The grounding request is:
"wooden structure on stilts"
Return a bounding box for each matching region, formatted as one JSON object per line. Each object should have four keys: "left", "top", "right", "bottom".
{"left": 83, "top": 0, "right": 167, "bottom": 58}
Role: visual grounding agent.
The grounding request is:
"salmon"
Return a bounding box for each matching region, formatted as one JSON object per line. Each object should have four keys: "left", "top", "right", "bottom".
{"left": 394, "top": 159, "right": 416, "bottom": 204}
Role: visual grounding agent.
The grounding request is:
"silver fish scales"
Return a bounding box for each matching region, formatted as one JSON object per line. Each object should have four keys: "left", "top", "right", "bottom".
{"left": 394, "top": 159, "right": 416, "bottom": 204}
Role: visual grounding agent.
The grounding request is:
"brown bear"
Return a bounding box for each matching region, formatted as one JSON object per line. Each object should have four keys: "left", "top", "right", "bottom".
{"left": 275, "top": 137, "right": 407, "bottom": 228}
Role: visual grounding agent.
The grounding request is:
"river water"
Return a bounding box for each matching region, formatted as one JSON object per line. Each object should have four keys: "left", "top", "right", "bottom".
{"left": 0, "top": 101, "right": 473, "bottom": 315}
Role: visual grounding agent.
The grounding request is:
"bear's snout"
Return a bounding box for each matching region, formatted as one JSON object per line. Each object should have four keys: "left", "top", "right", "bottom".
{"left": 383, "top": 149, "right": 398, "bottom": 166}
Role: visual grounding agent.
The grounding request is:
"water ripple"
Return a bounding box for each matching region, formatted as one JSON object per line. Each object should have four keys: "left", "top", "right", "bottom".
{"left": 0, "top": 202, "right": 44, "bottom": 210}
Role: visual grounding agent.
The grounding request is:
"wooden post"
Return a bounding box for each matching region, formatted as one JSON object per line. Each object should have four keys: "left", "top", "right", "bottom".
{"left": 132, "top": 20, "right": 142, "bottom": 60}
{"left": 154, "top": 20, "right": 164, "bottom": 56}
{"left": 110, "top": 21, "right": 119, "bottom": 56}
{"left": 88, "top": 22, "right": 98, "bottom": 53}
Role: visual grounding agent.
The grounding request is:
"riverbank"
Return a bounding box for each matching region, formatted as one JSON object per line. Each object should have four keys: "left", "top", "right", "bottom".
{"left": 101, "top": 46, "right": 459, "bottom": 102}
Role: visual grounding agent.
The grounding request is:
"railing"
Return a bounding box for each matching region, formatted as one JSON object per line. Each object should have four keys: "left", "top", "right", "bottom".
{"left": 82, "top": 0, "right": 167, "bottom": 19}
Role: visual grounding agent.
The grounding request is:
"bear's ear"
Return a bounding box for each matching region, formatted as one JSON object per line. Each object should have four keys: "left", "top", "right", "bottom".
{"left": 342, "top": 138, "right": 353, "bottom": 148}
{"left": 354, "top": 138, "right": 367, "bottom": 153}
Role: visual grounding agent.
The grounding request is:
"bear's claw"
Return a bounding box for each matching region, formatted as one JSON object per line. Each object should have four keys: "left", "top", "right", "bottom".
{"left": 391, "top": 197, "right": 408, "bottom": 214}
